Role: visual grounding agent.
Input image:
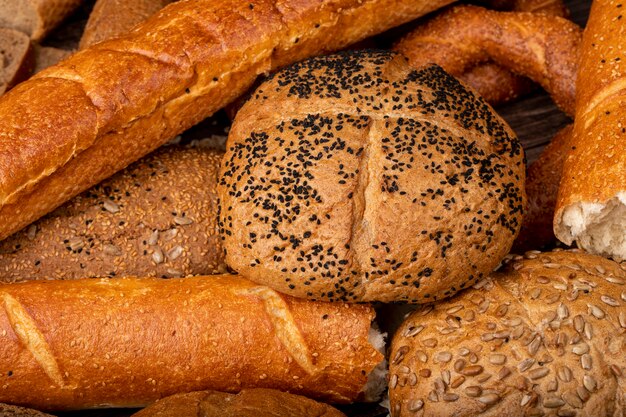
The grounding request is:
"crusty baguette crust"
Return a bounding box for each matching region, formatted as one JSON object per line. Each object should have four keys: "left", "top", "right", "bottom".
{"left": 0, "top": 0, "right": 453, "bottom": 242}
{"left": 514, "top": 124, "right": 573, "bottom": 251}
{"left": 393, "top": 5, "right": 581, "bottom": 115}
{"left": 131, "top": 389, "right": 347, "bottom": 417}
{"left": 79, "top": 0, "right": 174, "bottom": 49}
{"left": 0, "top": 0, "right": 82, "bottom": 41}
{"left": 554, "top": 0, "right": 626, "bottom": 260}
{"left": 389, "top": 249, "right": 626, "bottom": 416}
{"left": 0, "top": 145, "right": 225, "bottom": 282}
{"left": 0, "top": 275, "right": 382, "bottom": 410}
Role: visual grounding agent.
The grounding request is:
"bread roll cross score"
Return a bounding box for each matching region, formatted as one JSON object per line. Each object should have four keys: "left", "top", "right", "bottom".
{"left": 218, "top": 50, "right": 526, "bottom": 303}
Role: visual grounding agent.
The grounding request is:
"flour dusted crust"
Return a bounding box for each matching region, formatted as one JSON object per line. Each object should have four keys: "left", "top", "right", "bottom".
{"left": 219, "top": 50, "right": 525, "bottom": 303}
{"left": 389, "top": 249, "right": 626, "bottom": 416}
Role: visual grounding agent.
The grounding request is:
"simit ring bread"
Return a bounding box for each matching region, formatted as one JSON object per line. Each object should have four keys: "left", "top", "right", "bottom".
{"left": 218, "top": 50, "right": 525, "bottom": 303}
{"left": 388, "top": 249, "right": 626, "bottom": 416}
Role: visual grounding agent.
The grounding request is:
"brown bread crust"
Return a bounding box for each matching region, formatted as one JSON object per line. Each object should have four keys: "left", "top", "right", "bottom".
{"left": 79, "top": 0, "right": 175, "bottom": 49}
{"left": 0, "top": 275, "right": 382, "bottom": 410}
{"left": 0, "top": 145, "right": 225, "bottom": 282}
{"left": 554, "top": 0, "right": 626, "bottom": 260}
{"left": 219, "top": 51, "right": 525, "bottom": 303}
{"left": 131, "top": 389, "right": 347, "bottom": 417}
{"left": 0, "top": 0, "right": 83, "bottom": 41}
{"left": 514, "top": 124, "right": 573, "bottom": 252}
{"left": 0, "top": 28, "right": 35, "bottom": 96}
{"left": 393, "top": 4, "right": 581, "bottom": 115}
{"left": 0, "top": 0, "right": 453, "bottom": 242}
{"left": 389, "top": 249, "right": 626, "bottom": 416}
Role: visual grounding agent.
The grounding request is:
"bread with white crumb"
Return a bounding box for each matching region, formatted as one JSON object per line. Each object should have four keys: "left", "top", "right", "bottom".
{"left": 0, "top": 275, "right": 384, "bottom": 410}
{"left": 0, "top": 145, "right": 225, "bottom": 282}
{"left": 131, "top": 389, "right": 346, "bottom": 417}
{"left": 388, "top": 249, "right": 626, "bottom": 416}
{"left": 218, "top": 50, "right": 525, "bottom": 303}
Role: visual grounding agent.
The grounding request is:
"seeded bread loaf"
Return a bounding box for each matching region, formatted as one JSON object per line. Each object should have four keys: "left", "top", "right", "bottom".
{"left": 131, "top": 389, "right": 347, "bottom": 417}
{"left": 0, "top": 0, "right": 454, "bottom": 243}
{"left": 0, "top": 0, "right": 83, "bottom": 41}
{"left": 393, "top": 4, "right": 581, "bottom": 116}
{"left": 0, "top": 275, "right": 384, "bottom": 410}
{"left": 388, "top": 249, "right": 626, "bottom": 416}
{"left": 79, "top": 0, "right": 175, "bottom": 49}
{"left": 555, "top": 0, "right": 626, "bottom": 261}
{"left": 0, "top": 145, "right": 225, "bottom": 282}
{"left": 0, "top": 28, "right": 34, "bottom": 96}
{"left": 219, "top": 50, "right": 525, "bottom": 303}
{"left": 0, "top": 403, "right": 54, "bottom": 417}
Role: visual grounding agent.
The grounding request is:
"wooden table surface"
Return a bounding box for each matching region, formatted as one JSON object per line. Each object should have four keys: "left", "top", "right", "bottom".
{"left": 44, "top": 0, "right": 590, "bottom": 416}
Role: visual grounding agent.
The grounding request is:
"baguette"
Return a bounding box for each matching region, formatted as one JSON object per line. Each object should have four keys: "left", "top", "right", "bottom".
{"left": 79, "top": 0, "right": 175, "bottom": 49}
{"left": 0, "top": 0, "right": 454, "bottom": 242}
{"left": 131, "top": 389, "right": 347, "bottom": 417}
{"left": 554, "top": 0, "right": 626, "bottom": 260}
{"left": 0, "top": 275, "right": 384, "bottom": 410}
{"left": 393, "top": 4, "right": 581, "bottom": 115}
{"left": 514, "top": 124, "right": 573, "bottom": 251}
{"left": 388, "top": 249, "right": 626, "bottom": 416}
{"left": 0, "top": 145, "right": 225, "bottom": 282}
{"left": 0, "top": 0, "right": 83, "bottom": 41}
{"left": 0, "top": 28, "right": 34, "bottom": 96}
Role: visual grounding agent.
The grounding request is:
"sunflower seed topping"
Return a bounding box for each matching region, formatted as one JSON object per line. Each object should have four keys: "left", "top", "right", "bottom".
{"left": 147, "top": 230, "right": 159, "bottom": 245}
{"left": 543, "top": 397, "right": 565, "bottom": 408}
{"left": 404, "top": 325, "right": 425, "bottom": 337}
{"left": 588, "top": 304, "right": 605, "bottom": 319}
{"left": 573, "top": 315, "right": 585, "bottom": 333}
{"left": 422, "top": 338, "right": 437, "bottom": 348}
{"left": 529, "top": 367, "right": 549, "bottom": 379}
{"left": 557, "top": 303, "right": 569, "bottom": 319}
{"left": 103, "top": 243, "right": 122, "bottom": 256}
{"left": 601, "top": 295, "right": 619, "bottom": 306}
{"left": 174, "top": 216, "right": 193, "bottom": 225}
{"left": 581, "top": 354, "right": 592, "bottom": 370}
{"left": 408, "top": 399, "right": 424, "bottom": 411}
{"left": 435, "top": 351, "right": 452, "bottom": 363}
{"left": 443, "top": 393, "right": 459, "bottom": 402}
{"left": 547, "top": 378, "right": 558, "bottom": 392}
{"left": 464, "top": 386, "right": 482, "bottom": 397}
{"left": 167, "top": 245, "right": 184, "bottom": 261}
{"left": 477, "top": 393, "right": 500, "bottom": 406}
{"left": 152, "top": 247, "right": 164, "bottom": 264}
{"left": 583, "top": 375, "right": 596, "bottom": 392}
{"left": 519, "top": 358, "right": 535, "bottom": 372}
{"left": 461, "top": 365, "right": 483, "bottom": 376}
{"left": 103, "top": 200, "right": 120, "bottom": 213}
{"left": 451, "top": 375, "right": 465, "bottom": 388}
{"left": 563, "top": 391, "right": 583, "bottom": 408}
{"left": 489, "top": 354, "right": 506, "bottom": 365}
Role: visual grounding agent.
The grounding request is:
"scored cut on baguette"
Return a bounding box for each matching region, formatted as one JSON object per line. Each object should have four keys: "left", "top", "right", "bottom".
{"left": 0, "top": 28, "right": 34, "bottom": 96}
{"left": 0, "top": 0, "right": 83, "bottom": 41}
{"left": 554, "top": 0, "right": 626, "bottom": 261}
{"left": 393, "top": 4, "right": 581, "bottom": 116}
{"left": 388, "top": 249, "right": 626, "bottom": 416}
{"left": 0, "top": 275, "right": 384, "bottom": 410}
{"left": 219, "top": 50, "right": 525, "bottom": 303}
{"left": 79, "top": 0, "right": 175, "bottom": 49}
{"left": 0, "top": 145, "right": 226, "bottom": 282}
{"left": 131, "top": 389, "right": 347, "bottom": 417}
{"left": 0, "top": 0, "right": 454, "bottom": 243}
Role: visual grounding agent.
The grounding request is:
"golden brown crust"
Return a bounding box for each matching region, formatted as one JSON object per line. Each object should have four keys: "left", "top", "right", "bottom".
{"left": 514, "top": 124, "right": 573, "bottom": 252}
{"left": 79, "top": 0, "right": 174, "bottom": 49}
{"left": 0, "top": 0, "right": 454, "bottom": 242}
{"left": 477, "top": 0, "right": 568, "bottom": 15}
{"left": 389, "top": 249, "right": 626, "bottom": 416}
{"left": 0, "top": 275, "right": 382, "bottom": 410}
{"left": 393, "top": 4, "right": 581, "bottom": 115}
{"left": 219, "top": 51, "right": 525, "bottom": 303}
{"left": 0, "top": 0, "right": 83, "bottom": 41}
{"left": 131, "top": 389, "right": 347, "bottom": 417}
{"left": 0, "top": 28, "right": 35, "bottom": 96}
{"left": 554, "top": 0, "right": 626, "bottom": 260}
{"left": 0, "top": 145, "right": 226, "bottom": 282}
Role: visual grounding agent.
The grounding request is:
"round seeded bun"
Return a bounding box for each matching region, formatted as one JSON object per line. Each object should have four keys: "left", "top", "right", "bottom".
{"left": 388, "top": 249, "right": 626, "bottom": 416}
{"left": 218, "top": 50, "right": 525, "bottom": 303}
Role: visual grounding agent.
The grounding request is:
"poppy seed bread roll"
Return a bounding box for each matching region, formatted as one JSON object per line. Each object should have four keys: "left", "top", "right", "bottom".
{"left": 218, "top": 50, "right": 525, "bottom": 303}
{"left": 388, "top": 249, "right": 626, "bottom": 416}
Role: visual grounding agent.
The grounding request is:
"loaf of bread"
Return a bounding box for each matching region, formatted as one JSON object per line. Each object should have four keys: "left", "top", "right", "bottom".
{"left": 131, "top": 389, "right": 347, "bottom": 417}
{"left": 0, "top": 0, "right": 82, "bottom": 41}
{"left": 0, "top": 403, "right": 53, "bottom": 417}
{"left": 0, "top": 28, "right": 34, "bottom": 95}
{"left": 32, "top": 45, "right": 71, "bottom": 74}
{"left": 554, "top": 0, "right": 626, "bottom": 261}
{"left": 514, "top": 124, "right": 573, "bottom": 252}
{"left": 79, "top": 0, "right": 174, "bottom": 49}
{"left": 393, "top": 4, "right": 581, "bottom": 115}
{"left": 0, "top": 275, "right": 384, "bottom": 410}
{"left": 388, "top": 249, "right": 626, "bottom": 416}
{"left": 219, "top": 50, "right": 525, "bottom": 303}
{"left": 0, "top": 145, "right": 225, "bottom": 282}
{"left": 0, "top": 0, "right": 454, "bottom": 242}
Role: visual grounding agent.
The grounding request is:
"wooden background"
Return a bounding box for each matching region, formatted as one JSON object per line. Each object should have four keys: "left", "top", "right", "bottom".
{"left": 40, "top": 0, "right": 590, "bottom": 416}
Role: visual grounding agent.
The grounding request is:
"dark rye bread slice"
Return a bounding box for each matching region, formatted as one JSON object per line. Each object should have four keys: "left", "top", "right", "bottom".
{"left": 0, "top": 0, "right": 82, "bottom": 41}
{"left": 0, "top": 28, "right": 34, "bottom": 95}
{"left": 0, "top": 145, "right": 226, "bottom": 282}
{"left": 218, "top": 50, "right": 525, "bottom": 303}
